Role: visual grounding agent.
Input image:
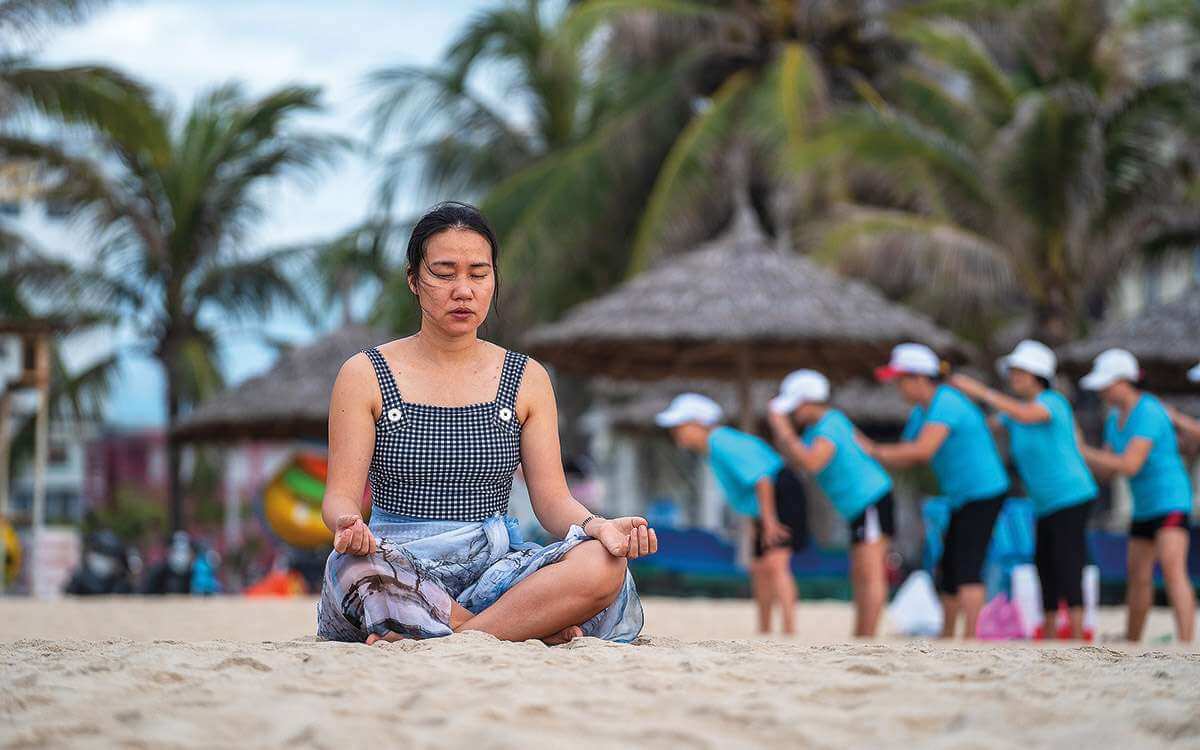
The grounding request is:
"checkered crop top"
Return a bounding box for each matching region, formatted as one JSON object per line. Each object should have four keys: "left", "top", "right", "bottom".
{"left": 361, "top": 346, "right": 528, "bottom": 521}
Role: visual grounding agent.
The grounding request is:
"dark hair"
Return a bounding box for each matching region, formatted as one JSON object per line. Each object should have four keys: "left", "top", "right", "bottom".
{"left": 406, "top": 201, "right": 501, "bottom": 305}
{"left": 1035, "top": 375, "right": 1052, "bottom": 390}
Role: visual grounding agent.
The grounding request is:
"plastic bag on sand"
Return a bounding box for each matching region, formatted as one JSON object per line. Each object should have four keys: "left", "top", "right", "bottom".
{"left": 1083, "top": 565, "right": 1099, "bottom": 636}
{"left": 977, "top": 594, "right": 1023, "bottom": 640}
{"left": 1010, "top": 563, "right": 1043, "bottom": 638}
{"left": 888, "top": 570, "right": 942, "bottom": 637}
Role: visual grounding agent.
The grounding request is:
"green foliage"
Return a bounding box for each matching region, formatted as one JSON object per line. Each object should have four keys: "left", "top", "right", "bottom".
{"left": 805, "top": 0, "right": 1200, "bottom": 343}
{"left": 86, "top": 485, "right": 166, "bottom": 544}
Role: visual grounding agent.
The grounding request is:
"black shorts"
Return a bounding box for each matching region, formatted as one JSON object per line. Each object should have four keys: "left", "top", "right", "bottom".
{"left": 938, "top": 494, "right": 1005, "bottom": 595}
{"left": 1129, "top": 510, "right": 1192, "bottom": 540}
{"left": 1035, "top": 500, "right": 1093, "bottom": 610}
{"left": 752, "top": 467, "right": 809, "bottom": 558}
{"left": 849, "top": 493, "right": 895, "bottom": 545}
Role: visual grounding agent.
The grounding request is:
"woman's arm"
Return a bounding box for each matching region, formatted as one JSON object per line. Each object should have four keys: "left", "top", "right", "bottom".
{"left": 518, "top": 360, "right": 657, "bottom": 558}
{"left": 950, "top": 374, "right": 1050, "bottom": 424}
{"left": 321, "top": 355, "right": 379, "bottom": 555}
{"left": 1166, "top": 405, "right": 1200, "bottom": 443}
{"left": 754, "top": 475, "right": 790, "bottom": 545}
{"left": 870, "top": 423, "right": 950, "bottom": 469}
{"left": 1080, "top": 438, "right": 1152, "bottom": 479}
{"left": 766, "top": 410, "right": 836, "bottom": 474}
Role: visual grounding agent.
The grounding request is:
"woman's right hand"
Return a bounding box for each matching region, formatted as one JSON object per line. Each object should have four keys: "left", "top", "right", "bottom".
{"left": 333, "top": 514, "right": 377, "bottom": 555}
{"left": 762, "top": 517, "right": 791, "bottom": 546}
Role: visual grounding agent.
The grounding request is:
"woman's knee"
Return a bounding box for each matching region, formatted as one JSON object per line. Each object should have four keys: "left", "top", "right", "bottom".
{"left": 573, "top": 540, "right": 627, "bottom": 602}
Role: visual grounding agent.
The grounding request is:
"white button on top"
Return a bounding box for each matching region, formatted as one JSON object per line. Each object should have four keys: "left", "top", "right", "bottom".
{"left": 386, "top": 407, "right": 402, "bottom": 423}
{"left": 498, "top": 407, "right": 513, "bottom": 422}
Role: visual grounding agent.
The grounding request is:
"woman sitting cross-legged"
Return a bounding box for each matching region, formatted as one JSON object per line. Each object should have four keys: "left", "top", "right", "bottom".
{"left": 316, "top": 201, "right": 655, "bottom": 645}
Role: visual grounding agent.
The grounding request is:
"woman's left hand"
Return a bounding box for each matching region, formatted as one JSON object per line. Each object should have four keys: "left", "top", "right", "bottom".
{"left": 591, "top": 516, "right": 658, "bottom": 559}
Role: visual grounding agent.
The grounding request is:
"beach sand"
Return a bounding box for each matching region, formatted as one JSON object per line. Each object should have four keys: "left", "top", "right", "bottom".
{"left": 2, "top": 597, "right": 1198, "bottom": 749}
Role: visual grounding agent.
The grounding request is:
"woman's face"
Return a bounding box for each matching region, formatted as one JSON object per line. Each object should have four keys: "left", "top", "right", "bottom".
{"left": 895, "top": 374, "right": 928, "bottom": 404}
{"left": 795, "top": 403, "right": 823, "bottom": 425}
{"left": 670, "top": 423, "right": 709, "bottom": 452}
{"left": 1007, "top": 368, "right": 1040, "bottom": 399}
{"left": 409, "top": 228, "right": 495, "bottom": 336}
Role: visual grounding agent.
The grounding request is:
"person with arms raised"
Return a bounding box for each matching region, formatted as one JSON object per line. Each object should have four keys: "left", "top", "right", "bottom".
{"left": 865, "top": 344, "right": 1010, "bottom": 639}
{"left": 1077, "top": 349, "right": 1194, "bottom": 643}
{"left": 766, "top": 369, "right": 894, "bottom": 638}
{"left": 951, "top": 340, "right": 1098, "bottom": 639}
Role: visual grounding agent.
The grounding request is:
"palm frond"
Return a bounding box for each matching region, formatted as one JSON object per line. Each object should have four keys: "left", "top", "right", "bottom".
{"left": 625, "top": 69, "right": 753, "bottom": 274}
{"left": 892, "top": 17, "right": 1016, "bottom": 124}
{"left": 189, "top": 247, "right": 308, "bottom": 323}
{"left": 0, "top": 0, "right": 105, "bottom": 34}
{"left": 0, "top": 61, "right": 157, "bottom": 145}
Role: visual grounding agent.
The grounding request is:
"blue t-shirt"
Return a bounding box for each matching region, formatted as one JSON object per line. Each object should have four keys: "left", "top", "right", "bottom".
{"left": 1103, "top": 394, "right": 1192, "bottom": 520}
{"left": 707, "top": 426, "right": 785, "bottom": 518}
{"left": 803, "top": 409, "right": 893, "bottom": 521}
{"left": 902, "top": 385, "right": 1010, "bottom": 507}
{"left": 1000, "top": 391, "right": 1097, "bottom": 517}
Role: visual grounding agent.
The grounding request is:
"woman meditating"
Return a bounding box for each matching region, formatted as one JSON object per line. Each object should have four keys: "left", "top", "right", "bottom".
{"left": 316, "top": 202, "right": 654, "bottom": 645}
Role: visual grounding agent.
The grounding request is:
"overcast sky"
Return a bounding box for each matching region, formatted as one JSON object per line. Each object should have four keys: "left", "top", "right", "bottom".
{"left": 31, "top": 0, "right": 494, "bottom": 426}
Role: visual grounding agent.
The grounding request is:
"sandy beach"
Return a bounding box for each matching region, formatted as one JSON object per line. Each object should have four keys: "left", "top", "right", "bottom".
{"left": 2, "top": 596, "right": 1198, "bottom": 749}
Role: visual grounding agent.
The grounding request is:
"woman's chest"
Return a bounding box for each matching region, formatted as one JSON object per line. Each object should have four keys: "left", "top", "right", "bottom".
{"left": 372, "top": 406, "right": 522, "bottom": 476}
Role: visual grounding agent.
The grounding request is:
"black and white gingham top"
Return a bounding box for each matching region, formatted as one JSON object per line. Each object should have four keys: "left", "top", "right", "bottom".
{"left": 361, "top": 346, "right": 528, "bottom": 521}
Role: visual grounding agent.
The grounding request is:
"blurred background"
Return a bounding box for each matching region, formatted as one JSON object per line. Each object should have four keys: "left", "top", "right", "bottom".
{"left": 1, "top": 0, "right": 1197, "bottom": 601}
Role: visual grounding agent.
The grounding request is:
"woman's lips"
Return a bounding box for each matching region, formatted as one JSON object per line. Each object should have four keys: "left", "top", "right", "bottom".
{"left": 450, "top": 309, "right": 473, "bottom": 320}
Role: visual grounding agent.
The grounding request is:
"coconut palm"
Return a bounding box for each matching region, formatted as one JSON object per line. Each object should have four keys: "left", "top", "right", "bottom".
{"left": 369, "top": 1, "right": 914, "bottom": 334}
{"left": 798, "top": 0, "right": 1200, "bottom": 345}
{"left": 0, "top": 0, "right": 149, "bottom": 181}
{"left": 0, "top": 0, "right": 154, "bottom": 481}
{"left": 49, "top": 83, "right": 341, "bottom": 531}
{"left": 368, "top": 0, "right": 734, "bottom": 333}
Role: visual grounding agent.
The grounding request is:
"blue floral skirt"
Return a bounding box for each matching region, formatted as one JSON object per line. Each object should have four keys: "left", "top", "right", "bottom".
{"left": 316, "top": 508, "right": 643, "bottom": 643}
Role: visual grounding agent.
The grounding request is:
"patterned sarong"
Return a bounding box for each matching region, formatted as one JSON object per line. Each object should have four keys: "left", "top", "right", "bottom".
{"left": 316, "top": 509, "right": 643, "bottom": 643}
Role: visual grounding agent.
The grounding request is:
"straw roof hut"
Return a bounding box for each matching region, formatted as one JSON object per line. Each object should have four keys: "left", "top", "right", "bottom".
{"left": 525, "top": 202, "right": 963, "bottom": 427}
{"left": 1058, "top": 291, "right": 1200, "bottom": 393}
{"left": 174, "top": 324, "right": 392, "bottom": 442}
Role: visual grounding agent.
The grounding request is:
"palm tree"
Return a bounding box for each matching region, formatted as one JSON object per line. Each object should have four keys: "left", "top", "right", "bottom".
{"left": 370, "top": 1, "right": 919, "bottom": 332}
{"left": 0, "top": 0, "right": 150, "bottom": 183}
{"left": 368, "top": 0, "right": 721, "bottom": 333}
{"left": 0, "top": 0, "right": 154, "bottom": 485}
{"left": 797, "top": 0, "right": 1200, "bottom": 345}
{"left": 291, "top": 218, "right": 400, "bottom": 329}
{"left": 50, "top": 83, "right": 341, "bottom": 531}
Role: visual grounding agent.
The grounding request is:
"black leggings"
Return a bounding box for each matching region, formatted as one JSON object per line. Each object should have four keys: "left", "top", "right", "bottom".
{"left": 1034, "top": 501, "right": 1093, "bottom": 611}
{"left": 938, "top": 495, "right": 1005, "bottom": 595}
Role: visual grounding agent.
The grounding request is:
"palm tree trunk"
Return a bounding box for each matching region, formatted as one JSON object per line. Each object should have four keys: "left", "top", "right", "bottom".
{"left": 161, "top": 344, "right": 184, "bottom": 533}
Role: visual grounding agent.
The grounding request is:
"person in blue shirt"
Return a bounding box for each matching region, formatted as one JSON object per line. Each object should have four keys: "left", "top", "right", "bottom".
{"left": 865, "top": 343, "right": 1010, "bottom": 639}
{"left": 1078, "top": 349, "right": 1195, "bottom": 644}
{"left": 657, "top": 392, "right": 807, "bottom": 635}
{"left": 766, "top": 369, "right": 894, "bottom": 638}
{"left": 951, "top": 340, "right": 1097, "bottom": 640}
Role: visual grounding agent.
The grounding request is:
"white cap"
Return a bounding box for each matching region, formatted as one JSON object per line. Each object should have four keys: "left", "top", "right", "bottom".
{"left": 769, "top": 369, "right": 830, "bottom": 414}
{"left": 1080, "top": 348, "right": 1140, "bottom": 391}
{"left": 1189, "top": 362, "right": 1200, "bottom": 383}
{"left": 875, "top": 343, "right": 941, "bottom": 381}
{"left": 998, "top": 339, "right": 1056, "bottom": 379}
{"left": 654, "top": 392, "right": 724, "bottom": 428}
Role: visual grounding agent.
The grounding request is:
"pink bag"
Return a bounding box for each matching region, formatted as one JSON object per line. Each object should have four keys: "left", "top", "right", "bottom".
{"left": 976, "top": 593, "right": 1024, "bottom": 640}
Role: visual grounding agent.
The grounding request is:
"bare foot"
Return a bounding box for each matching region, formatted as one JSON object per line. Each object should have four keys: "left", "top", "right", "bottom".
{"left": 365, "top": 632, "right": 406, "bottom": 646}
{"left": 541, "top": 625, "right": 583, "bottom": 646}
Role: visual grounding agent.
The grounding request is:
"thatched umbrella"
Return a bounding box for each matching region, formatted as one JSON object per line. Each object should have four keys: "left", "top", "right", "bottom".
{"left": 525, "top": 203, "right": 964, "bottom": 429}
{"left": 1058, "top": 291, "right": 1200, "bottom": 393}
{"left": 174, "top": 324, "right": 393, "bottom": 443}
